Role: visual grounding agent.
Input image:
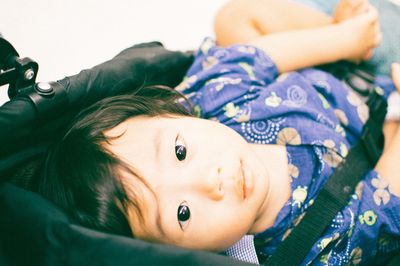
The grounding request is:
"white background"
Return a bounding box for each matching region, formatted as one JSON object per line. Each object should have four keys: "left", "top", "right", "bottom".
{"left": 1, "top": 0, "right": 227, "bottom": 104}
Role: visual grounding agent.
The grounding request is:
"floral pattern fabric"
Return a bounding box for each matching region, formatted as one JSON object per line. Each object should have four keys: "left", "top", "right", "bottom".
{"left": 179, "top": 38, "right": 400, "bottom": 265}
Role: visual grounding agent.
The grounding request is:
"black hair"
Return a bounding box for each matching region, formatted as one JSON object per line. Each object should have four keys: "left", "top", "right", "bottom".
{"left": 36, "top": 85, "right": 192, "bottom": 236}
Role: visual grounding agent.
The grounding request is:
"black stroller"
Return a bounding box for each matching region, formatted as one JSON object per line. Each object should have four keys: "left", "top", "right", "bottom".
{"left": 1, "top": 36, "right": 400, "bottom": 266}
{"left": 0, "top": 36, "right": 254, "bottom": 266}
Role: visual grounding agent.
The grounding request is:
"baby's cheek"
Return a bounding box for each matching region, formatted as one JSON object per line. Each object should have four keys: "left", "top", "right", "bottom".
{"left": 170, "top": 224, "right": 244, "bottom": 252}
{"left": 206, "top": 223, "right": 250, "bottom": 251}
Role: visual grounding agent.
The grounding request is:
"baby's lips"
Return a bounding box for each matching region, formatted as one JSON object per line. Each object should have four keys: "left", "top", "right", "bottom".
{"left": 242, "top": 162, "right": 254, "bottom": 199}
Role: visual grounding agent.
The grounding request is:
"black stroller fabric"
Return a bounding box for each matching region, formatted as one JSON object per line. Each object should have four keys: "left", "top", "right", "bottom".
{"left": 0, "top": 183, "right": 251, "bottom": 266}
{"left": 0, "top": 42, "right": 253, "bottom": 266}
{"left": 0, "top": 42, "right": 193, "bottom": 174}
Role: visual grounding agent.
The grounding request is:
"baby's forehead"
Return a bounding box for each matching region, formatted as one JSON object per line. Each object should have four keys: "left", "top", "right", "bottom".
{"left": 105, "top": 114, "right": 186, "bottom": 136}
{"left": 122, "top": 172, "right": 168, "bottom": 239}
{"left": 103, "top": 117, "right": 156, "bottom": 149}
{"left": 104, "top": 115, "right": 151, "bottom": 137}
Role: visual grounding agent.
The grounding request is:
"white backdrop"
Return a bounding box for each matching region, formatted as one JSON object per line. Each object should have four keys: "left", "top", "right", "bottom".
{"left": 0, "top": 0, "right": 227, "bottom": 104}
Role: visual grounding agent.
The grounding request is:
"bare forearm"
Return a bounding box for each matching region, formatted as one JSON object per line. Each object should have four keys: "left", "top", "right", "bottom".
{"left": 215, "top": 0, "right": 333, "bottom": 47}
{"left": 215, "top": 0, "right": 380, "bottom": 73}
{"left": 215, "top": 1, "right": 357, "bottom": 73}
{"left": 374, "top": 65, "right": 400, "bottom": 196}
{"left": 375, "top": 127, "right": 400, "bottom": 196}
{"left": 247, "top": 23, "right": 351, "bottom": 73}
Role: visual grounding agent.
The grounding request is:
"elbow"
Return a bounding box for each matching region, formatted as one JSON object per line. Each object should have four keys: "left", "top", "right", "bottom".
{"left": 213, "top": 0, "right": 261, "bottom": 47}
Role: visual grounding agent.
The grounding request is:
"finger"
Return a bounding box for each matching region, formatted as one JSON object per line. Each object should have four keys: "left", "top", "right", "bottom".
{"left": 355, "top": 0, "right": 369, "bottom": 13}
{"left": 373, "top": 20, "right": 381, "bottom": 31}
{"left": 373, "top": 28, "right": 383, "bottom": 47}
{"left": 347, "top": 0, "right": 364, "bottom": 8}
{"left": 367, "top": 5, "right": 379, "bottom": 23}
{"left": 375, "top": 33, "right": 383, "bottom": 46}
{"left": 363, "top": 49, "right": 374, "bottom": 61}
{"left": 392, "top": 63, "right": 400, "bottom": 91}
{"left": 356, "top": 4, "right": 378, "bottom": 24}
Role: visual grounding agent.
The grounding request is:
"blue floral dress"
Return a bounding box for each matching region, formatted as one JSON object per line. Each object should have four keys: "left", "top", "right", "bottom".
{"left": 178, "top": 38, "right": 400, "bottom": 265}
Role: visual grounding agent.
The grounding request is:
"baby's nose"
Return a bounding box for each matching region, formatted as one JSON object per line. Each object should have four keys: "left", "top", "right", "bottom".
{"left": 198, "top": 167, "right": 224, "bottom": 201}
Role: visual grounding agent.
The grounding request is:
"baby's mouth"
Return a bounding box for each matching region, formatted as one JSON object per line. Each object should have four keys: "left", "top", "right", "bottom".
{"left": 241, "top": 159, "right": 254, "bottom": 200}
{"left": 241, "top": 163, "right": 247, "bottom": 199}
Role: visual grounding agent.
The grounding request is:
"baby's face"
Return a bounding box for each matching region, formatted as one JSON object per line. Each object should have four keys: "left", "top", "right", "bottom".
{"left": 105, "top": 115, "right": 270, "bottom": 251}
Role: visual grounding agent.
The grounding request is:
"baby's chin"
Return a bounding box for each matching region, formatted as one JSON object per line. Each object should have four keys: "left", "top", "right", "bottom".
{"left": 167, "top": 231, "right": 249, "bottom": 253}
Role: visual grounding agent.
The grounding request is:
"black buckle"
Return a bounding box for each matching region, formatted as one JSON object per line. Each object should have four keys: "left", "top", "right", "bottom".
{"left": 0, "top": 37, "right": 39, "bottom": 99}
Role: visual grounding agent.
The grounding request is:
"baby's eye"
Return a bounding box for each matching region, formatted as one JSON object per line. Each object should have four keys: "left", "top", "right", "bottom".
{"left": 177, "top": 202, "right": 190, "bottom": 230}
{"left": 175, "top": 138, "right": 187, "bottom": 161}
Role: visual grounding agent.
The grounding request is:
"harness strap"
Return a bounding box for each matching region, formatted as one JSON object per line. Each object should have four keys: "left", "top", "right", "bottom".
{"left": 263, "top": 91, "right": 387, "bottom": 266}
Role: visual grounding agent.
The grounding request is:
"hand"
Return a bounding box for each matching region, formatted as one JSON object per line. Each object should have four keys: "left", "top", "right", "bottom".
{"left": 339, "top": 4, "right": 382, "bottom": 63}
{"left": 392, "top": 63, "right": 400, "bottom": 92}
{"left": 375, "top": 62, "right": 400, "bottom": 197}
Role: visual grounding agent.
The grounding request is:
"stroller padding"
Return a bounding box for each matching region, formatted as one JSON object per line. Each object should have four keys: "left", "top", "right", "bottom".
{"left": 0, "top": 42, "right": 194, "bottom": 174}
{"left": 0, "top": 183, "right": 253, "bottom": 265}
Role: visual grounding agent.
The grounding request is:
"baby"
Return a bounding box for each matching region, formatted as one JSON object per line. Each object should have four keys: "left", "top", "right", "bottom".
{"left": 38, "top": 0, "right": 400, "bottom": 265}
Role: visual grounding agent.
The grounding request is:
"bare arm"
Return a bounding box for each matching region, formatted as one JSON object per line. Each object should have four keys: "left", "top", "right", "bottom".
{"left": 214, "top": 0, "right": 381, "bottom": 73}
{"left": 245, "top": 23, "right": 362, "bottom": 73}
{"left": 215, "top": 0, "right": 333, "bottom": 46}
{"left": 375, "top": 63, "right": 400, "bottom": 196}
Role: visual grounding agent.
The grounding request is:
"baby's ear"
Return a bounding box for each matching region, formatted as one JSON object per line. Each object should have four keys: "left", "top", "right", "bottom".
{"left": 392, "top": 63, "right": 400, "bottom": 93}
